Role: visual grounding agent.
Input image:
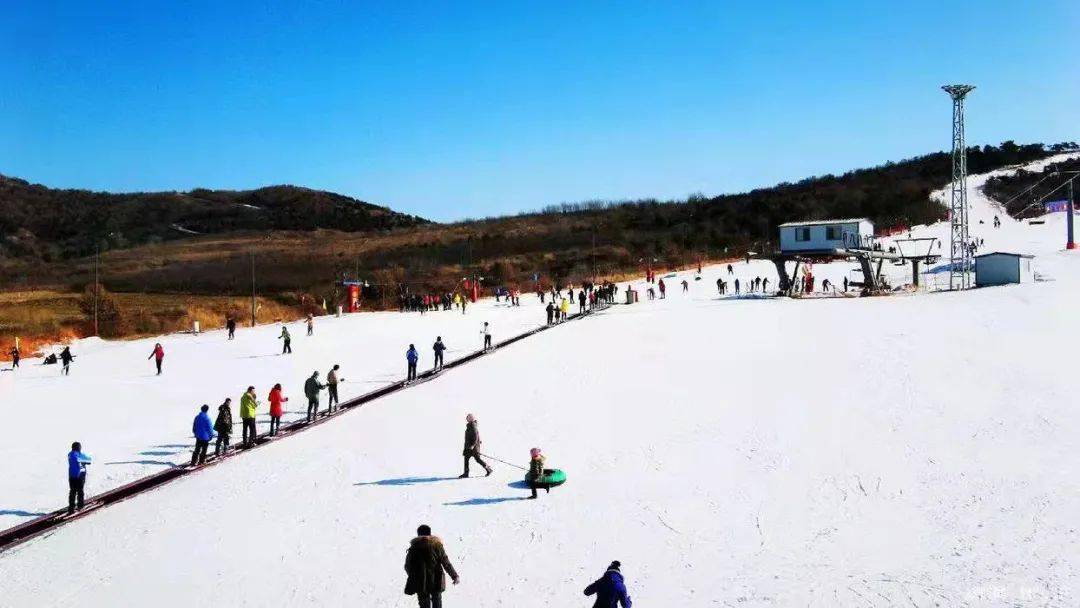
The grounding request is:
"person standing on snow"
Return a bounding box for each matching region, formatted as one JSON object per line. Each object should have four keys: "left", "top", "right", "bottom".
{"left": 681, "top": 279, "right": 689, "bottom": 293}
{"left": 727, "top": 264, "right": 734, "bottom": 275}
{"left": 240, "top": 386, "right": 259, "bottom": 447}
{"left": 404, "top": 524, "right": 460, "bottom": 608}
{"left": 459, "top": 414, "right": 492, "bottom": 478}
{"left": 268, "top": 384, "right": 287, "bottom": 435}
{"left": 327, "top": 364, "right": 344, "bottom": 412}
{"left": 560, "top": 297, "right": 570, "bottom": 321}
{"left": 214, "top": 398, "right": 233, "bottom": 455}
{"left": 734, "top": 278, "right": 740, "bottom": 294}
{"left": 59, "top": 346, "right": 75, "bottom": 375}
{"left": 658, "top": 279, "right": 666, "bottom": 299}
{"left": 578, "top": 290, "right": 587, "bottom": 313}
{"left": 406, "top": 344, "right": 420, "bottom": 381}
{"left": 226, "top": 315, "right": 237, "bottom": 340}
{"left": 526, "top": 447, "right": 547, "bottom": 499}
{"left": 9, "top": 345, "right": 19, "bottom": 369}
{"left": 481, "top": 322, "right": 492, "bottom": 351}
{"left": 279, "top": 326, "right": 292, "bottom": 354}
{"left": 306, "top": 314, "right": 314, "bottom": 337}
{"left": 584, "top": 560, "right": 633, "bottom": 607}
{"left": 67, "top": 441, "right": 92, "bottom": 515}
{"left": 545, "top": 302, "right": 555, "bottom": 325}
{"left": 304, "top": 371, "right": 327, "bottom": 422}
{"left": 148, "top": 342, "right": 165, "bottom": 375}
{"left": 433, "top": 337, "right": 447, "bottom": 371}
{"left": 191, "top": 404, "right": 214, "bottom": 466}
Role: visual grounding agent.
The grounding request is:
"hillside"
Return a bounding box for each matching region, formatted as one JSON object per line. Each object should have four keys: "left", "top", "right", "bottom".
{"left": 983, "top": 154, "right": 1080, "bottom": 217}
{"left": 0, "top": 178, "right": 429, "bottom": 261}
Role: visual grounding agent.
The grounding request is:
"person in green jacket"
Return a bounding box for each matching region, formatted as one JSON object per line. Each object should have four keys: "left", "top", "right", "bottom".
{"left": 240, "top": 386, "right": 259, "bottom": 447}
{"left": 304, "top": 371, "right": 327, "bottom": 422}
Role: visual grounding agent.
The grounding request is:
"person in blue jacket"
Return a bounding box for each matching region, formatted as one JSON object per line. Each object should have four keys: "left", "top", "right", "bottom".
{"left": 584, "top": 561, "right": 632, "bottom": 607}
{"left": 67, "top": 442, "right": 92, "bottom": 515}
{"left": 406, "top": 344, "right": 419, "bottom": 381}
{"left": 191, "top": 404, "right": 215, "bottom": 466}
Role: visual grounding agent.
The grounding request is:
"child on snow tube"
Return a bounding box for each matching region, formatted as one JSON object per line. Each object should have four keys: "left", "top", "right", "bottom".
{"left": 525, "top": 447, "right": 548, "bottom": 499}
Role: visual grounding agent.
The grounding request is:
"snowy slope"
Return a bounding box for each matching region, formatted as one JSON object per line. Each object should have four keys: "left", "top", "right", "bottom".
{"left": 2, "top": 156, "right": 1079, "bottom": 606}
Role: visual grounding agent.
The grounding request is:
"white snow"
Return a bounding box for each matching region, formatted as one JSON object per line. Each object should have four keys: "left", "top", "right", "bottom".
{"left": 2, "top": 157, "right": 1080, "bottom": 606}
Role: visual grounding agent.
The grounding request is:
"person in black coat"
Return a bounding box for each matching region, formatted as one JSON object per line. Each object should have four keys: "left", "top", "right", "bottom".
{"left": 459, "top": 414, "right": 492, "bottom": 478}
{"left": 404, "top": 524, "right": 459, "bottom": 608}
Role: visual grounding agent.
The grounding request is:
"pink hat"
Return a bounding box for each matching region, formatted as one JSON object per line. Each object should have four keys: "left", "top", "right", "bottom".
{"left": 466, "top": 414, "right": 475, "bottom": 423}
{"left": 529, "top": 447, "right": 541, "bottom": 458}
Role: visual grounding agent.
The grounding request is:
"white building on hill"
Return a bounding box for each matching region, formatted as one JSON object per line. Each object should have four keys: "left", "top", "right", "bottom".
{"left": 778, "top": 218, "right": 874, "bottom": 254}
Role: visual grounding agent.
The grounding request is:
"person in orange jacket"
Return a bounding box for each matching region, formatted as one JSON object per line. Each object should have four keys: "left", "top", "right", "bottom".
{"left": 268, "top": 383, "right": 288, "bottom": 436}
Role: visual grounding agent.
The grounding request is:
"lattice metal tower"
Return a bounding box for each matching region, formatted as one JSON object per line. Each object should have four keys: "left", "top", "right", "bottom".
{"left": 942, "top": 84, "right": 975, "bottom": 289}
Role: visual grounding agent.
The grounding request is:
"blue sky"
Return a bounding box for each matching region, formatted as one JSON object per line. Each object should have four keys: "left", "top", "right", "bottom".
{"left": 2, "top": 1, "right": 1077, "bottom": 221}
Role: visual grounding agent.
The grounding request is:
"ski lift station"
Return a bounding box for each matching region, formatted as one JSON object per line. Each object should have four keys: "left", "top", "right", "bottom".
{"left": 974, "top": 252, "right": 1035, "bottom": 287}
{"left": 778, "top": 218, "right": 875, "bottom": 254}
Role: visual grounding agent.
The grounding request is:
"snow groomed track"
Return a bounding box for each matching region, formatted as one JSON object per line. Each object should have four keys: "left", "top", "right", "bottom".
{"left": 0, "top": 305, "right": 606, "bottom": 552}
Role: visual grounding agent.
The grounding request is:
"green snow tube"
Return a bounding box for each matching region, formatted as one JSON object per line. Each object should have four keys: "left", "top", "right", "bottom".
{"left": 525, "top": 468, "right": 567, "bottom": 488}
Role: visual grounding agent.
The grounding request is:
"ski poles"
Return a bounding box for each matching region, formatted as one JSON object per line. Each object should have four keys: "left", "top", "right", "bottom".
{"left": 479, "top": 453, "right": 527, "bottom": 471}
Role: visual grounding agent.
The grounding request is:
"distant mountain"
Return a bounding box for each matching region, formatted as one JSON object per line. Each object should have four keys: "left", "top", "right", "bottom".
{"left": 0, "top": 178, "right": 429, "bottom": 261}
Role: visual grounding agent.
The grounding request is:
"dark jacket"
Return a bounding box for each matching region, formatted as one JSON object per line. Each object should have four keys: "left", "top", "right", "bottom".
{"left": 214, "top": 404, "right": 233, "bottom": 435}
{"left": 304, "top": 376, "right": 325, "bottom": 401}
{"left": 404, "top": 535, "right": 458, "bottom": 595}
{"left": 462, "top": 421, "right": 480, "bottom": 456}
{"left": 584, "top": 568, "right": 632, "bottom": 607}
{"left": 433, "top": 340, "right": 446, "bottom": 354}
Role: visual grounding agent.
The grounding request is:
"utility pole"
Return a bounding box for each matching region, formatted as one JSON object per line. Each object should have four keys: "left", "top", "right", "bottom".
{"left": 942, "top": 84, "right": 976, "bottom": 290}
{"left": 1068, "top": 179, "right": 1076, "bottom": 250}
{"left": 93, "top": 243, "right": 100, "bottom": 336}
{"left": 250, "top": 248, "right": 257, "bottom": 327}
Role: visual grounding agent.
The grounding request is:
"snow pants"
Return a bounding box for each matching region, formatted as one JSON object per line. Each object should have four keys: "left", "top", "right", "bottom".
{"left": 417, "top": 592, "right": 442, "bottom": 608}
{"left": 484, "top": 335, "right": 492, "bottom": 349}
{"left": 434, "top": 352, "right": 444, "bottom": 369}
{"left": 328, "top": 384, "right": 339, "bottom": 409}
{"left": 191, "top": 440, "right": 209, "bottom": 465}
{"left": 408, "top": 361, "right": 417, "bottom": 381}
{"left": 68, "top": 474, "right": 85, "bottom": 514}
{"left": 282, "top": 339, "right": 292, "bottom": 354}
{"left": 463, "top": 450, "right": 489, "bottom": 476}
{"left": 215, "top": 433, "right": 230, "bottom": 455}
{"left": 269, "top": 416, "right": 281, "bottom": 435}
{"left": 155, "top": 358, "right": 163, "bottom": 375}
{"left": 307, "top": 398, "right": 320, "bottom": 422}
{"left": 242, "top": 418, "right": 256, "bottom": 445}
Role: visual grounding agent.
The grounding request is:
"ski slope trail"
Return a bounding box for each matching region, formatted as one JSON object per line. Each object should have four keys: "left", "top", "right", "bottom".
{"left": 2, "top": 252, "right": 1079, "bottom": 605}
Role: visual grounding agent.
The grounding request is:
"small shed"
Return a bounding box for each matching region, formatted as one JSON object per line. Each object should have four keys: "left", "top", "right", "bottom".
{"left": 778, "top": 218, "right": 874, "bottom": 254}
{"left": 974, "top": 252, "right": 1034, "bottom": 287}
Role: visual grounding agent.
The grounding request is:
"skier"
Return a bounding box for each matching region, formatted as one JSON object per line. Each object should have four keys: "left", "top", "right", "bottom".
{"left": 460, "top": 296, "right": 467, "bottom": 315}
{"left": 560, "top": 297, "right": 570, "bottom": 320}
{"left": 306, "top": 314, "right": 314, "bottom": 337}
{"left": 578, "top": 290, "right": 587, "bottom": 313}
{"left": 734, "top": 279, "right": 740, "bottom": 294}
{"left": 545, "top": 302, "right": 555, "bottom": 325}
{"left": 481, "top": 322, "right": 492, "bottom": 351}
{"left": 327, "top": 364, "right": 344, "bottom": 411}
{"left": 584, "top": 561, "right": 633, "bottom": 607}
{"left": 727, "top": 264, "right": 734, "bottom": 275}
{"left": 9, "top": 345, "right": 19, "bottom": 369}
{"left": 304, "top": 371, "right": 327, "bottom": 422}
{"left": 459, "top": 414, "right": 493, "bottom": 478}
{"left": 404, "top": 524, "right": 460, "bottom": 607}
{"left": 279, "top": 326, "right": 292, "bottom": 354}
{"left": 226, "top": 315, "right": 236, "bottom": 340}
{"left": 191, "top": 404, "right": 214, "bottom": 466}
{"left": 432, "top": 337, "right": 447, "bottom": 371}
{"left": 526, "top": 447, "right": 547, "bottom": 499}
{"left": 406, "top": 344, "right": 419, "bottom": 381}
{"left": 67, "top": 441, "right": 92, "bottom": 515}
{"left": 214, "top": 398, "right": 233, "bottom": 455}
{"left": 148, "top": 342, "right": 165, "bottom": 375}
{"left": 240, "top": 386, "right": 259, "bottom": 447}
{"left": 681, "top": 279, "right": 689, "bottom": 293}
{"left": 60, "top": 346, "right": 74, "bottom": 375}
{"left": 843, "top": 276, "right": 849, "bottom": 292}
{"left": 658, "top": 279, "right": 666, "bottom": 299}
{"left": 268, "top": 383, "right": 287, "bottom": 435}
{"left": 762, "top": 278, "right": 769, "bottom": 293}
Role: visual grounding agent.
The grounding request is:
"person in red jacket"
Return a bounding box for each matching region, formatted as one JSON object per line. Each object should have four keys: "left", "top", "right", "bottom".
{"left": 268, "top": 383, "right": 288, "bottom": 436}
{"left": 657, "top": 279, "right": 666, "bottom": 299}
{"left": 148, "top": 343, "right": 165, "bottom": 375}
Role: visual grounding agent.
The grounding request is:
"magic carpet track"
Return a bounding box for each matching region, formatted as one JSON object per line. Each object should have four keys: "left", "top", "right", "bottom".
{"left": 0, "top": 304, "right": 610, "bottom": 552}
